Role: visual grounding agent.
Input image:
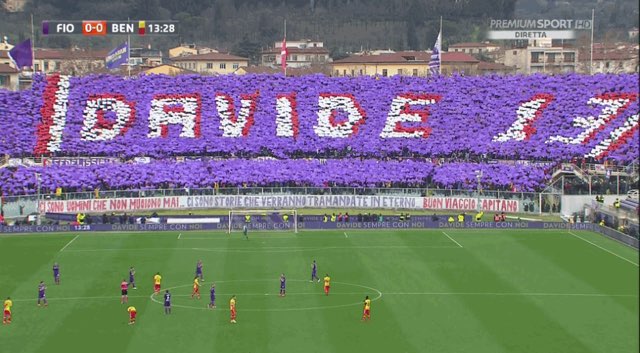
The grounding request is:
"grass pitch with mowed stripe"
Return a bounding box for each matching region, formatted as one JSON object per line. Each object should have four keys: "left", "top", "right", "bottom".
{"left": 0, "top": 229, "right": 637, "bottom": 353}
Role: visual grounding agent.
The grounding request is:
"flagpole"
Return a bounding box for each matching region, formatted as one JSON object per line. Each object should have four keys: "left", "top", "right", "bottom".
{"left": 439, "top": 16, "right": 442, "bottom": 75}
{"left": 30, "top": 13, "right": 35, "bottom": 72}
{"left": 589, "top": 8, "right": 594, "bottom": 75}
{"left": 283, "top": 19, "right": 287, "bottom": 77}
{"left": 127, "top": 17, "right": 131, "bottom": 77}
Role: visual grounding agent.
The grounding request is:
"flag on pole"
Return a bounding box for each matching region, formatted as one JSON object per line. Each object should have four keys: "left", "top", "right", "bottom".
{"left": 281, "top": 37, "right": 288, "bottom": 74}
{"left": 105, "top": 42, "right": 129, "bottom": 70}
{"left": 429, "top": 31, "right": 441, "bottom": 75}
{"left": 8, "top": 39, "right": 33, "bottom": 69}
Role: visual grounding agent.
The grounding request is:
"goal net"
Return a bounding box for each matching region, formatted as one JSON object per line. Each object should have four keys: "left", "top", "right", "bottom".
{"left": 228, "top": 209, "right": 298, "bottom": 234}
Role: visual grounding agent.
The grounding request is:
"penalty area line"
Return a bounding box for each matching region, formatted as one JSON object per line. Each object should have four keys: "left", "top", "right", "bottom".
{"left": 442, "top": 231, "right": 463, "bottom": 248}
{"left": 59, "top": 234, "right": 80, "bottom": 252}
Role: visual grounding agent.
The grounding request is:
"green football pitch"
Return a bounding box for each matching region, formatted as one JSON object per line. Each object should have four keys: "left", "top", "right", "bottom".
{"left": 0, "top": 229, "right": 637, "bottom": 353}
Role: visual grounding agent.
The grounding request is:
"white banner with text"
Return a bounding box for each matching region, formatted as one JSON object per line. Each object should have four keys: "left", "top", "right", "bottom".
{"left": 38, "top": 195, "right": 520, "bottom": 213}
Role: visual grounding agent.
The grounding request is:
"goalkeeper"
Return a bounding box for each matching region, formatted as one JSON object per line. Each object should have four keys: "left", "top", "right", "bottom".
{"left": 243, "top": 224, "right": 249, "bottom": 240}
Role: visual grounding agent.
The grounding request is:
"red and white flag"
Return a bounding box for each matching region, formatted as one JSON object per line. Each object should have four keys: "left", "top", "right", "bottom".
{"left": 281, "top": 37, "right": 288, "bottom": 73}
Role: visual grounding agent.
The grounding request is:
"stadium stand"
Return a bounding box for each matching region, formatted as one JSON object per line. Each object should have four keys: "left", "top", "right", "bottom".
{"left": 0, "top": 73, "right": 637, "bottom": 196}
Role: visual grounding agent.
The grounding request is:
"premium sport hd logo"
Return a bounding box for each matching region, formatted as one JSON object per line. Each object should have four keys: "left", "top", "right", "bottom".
{"left": 487, "top": 18, "right": 593, "bottom": 39}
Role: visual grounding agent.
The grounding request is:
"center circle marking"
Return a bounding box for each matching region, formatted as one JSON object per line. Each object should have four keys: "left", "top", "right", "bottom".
{"left": 149, "top": 279, "right": 382, "bottom": 312}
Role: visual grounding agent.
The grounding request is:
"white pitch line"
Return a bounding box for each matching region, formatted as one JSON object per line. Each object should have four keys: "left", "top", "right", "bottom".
{"left": 381, "top": 292, "right": 638, "bottom": 298}
{"left": 62, "top": 245, "right": 461, "bottom": 253}
{"left": 9, "top": 291, "right": 637, "bottom": 303}
{"left": 177, "top": 233, "right": 182, "bottom": 239}
{"left": 9, "top": 292, "right": 368, "bottom": 302}
{"left": 442, "top": 231, "right": 463, "bottom": 248}
{"left": 568, "top": 231, "right": 638, "bottom": 267}
{"left": 344, "top": 232, "right": 348, "bottom": 238}
{"left": 179, "top": 235, "right": 296, "bottom": 240}
{"left": 59, "top": 234, "right": 80, "bottom": 252}
{"left": 10, "top": 294, "right": 150, "bottom": 302}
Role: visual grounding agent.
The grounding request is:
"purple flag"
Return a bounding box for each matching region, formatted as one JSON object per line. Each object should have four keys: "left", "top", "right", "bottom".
{"left": 429, "top": 32, "right": 441, "bottom": 75}
{"left": 105, "top": 42, "right": 129, "bottom": 70}
{"left": 8, "top": 39, "right": 33, "bottom": 69}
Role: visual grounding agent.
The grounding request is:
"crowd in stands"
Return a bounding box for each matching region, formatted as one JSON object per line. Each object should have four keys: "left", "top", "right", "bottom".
{"left": 0, "top": 73, "right": 638, "bottom": 197}
{"left": 0, "top": 159, "right": 549, "bottom": 196}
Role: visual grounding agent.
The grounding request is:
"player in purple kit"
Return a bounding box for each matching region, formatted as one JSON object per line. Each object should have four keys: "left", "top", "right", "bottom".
{"left": 311, "top": 260, "right": 320, "bottom": 282}
{"left": 208, "top": 284, "right": 216, "bottom": 309}
{"left": 37, "top": 281, "right": 48, "bottom": 307}
{"left": 128, "top": 267, "right": 137, "bottom": 290}
{"left": 279, "top": 274, "right": 286, "bottom": 297}
{"left": 195, "top": 260, "right": 204, "bottom": 282}
{"left": 164, "top": 290, "right": 172, "bottom": 314}
{"left": 53, "top": 263, "right": 60, "bottom": 285}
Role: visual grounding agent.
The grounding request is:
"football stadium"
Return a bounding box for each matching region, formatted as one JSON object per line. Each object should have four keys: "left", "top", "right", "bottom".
{"left": 0, "top": 1, "right": 638, "bottom": 352}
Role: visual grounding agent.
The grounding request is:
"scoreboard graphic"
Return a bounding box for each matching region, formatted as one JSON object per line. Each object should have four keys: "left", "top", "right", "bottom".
{"left": 42, "top": 20, "right": 178, "bottom": 36}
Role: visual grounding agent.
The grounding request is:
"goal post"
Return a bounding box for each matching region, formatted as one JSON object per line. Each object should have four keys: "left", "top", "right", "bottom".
{"left": 228, "top": 209, "right": 298, "bottom": 234}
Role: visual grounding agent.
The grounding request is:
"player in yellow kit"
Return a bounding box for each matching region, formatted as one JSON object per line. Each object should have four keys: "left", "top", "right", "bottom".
{"left": 153, "top": 273, "right": 162, "bottom": 294}
{"left": 230, "top": 295, "right": 237, "bottom": 323}
{"left": 362, "top": 295, "right": 371, "bottom": 321}
{"left": 323, "top": 274, "right": 331, "bottom": 296}
{"left": 127, "top": 306, "right": 137, "bottom": 325}
{"left": 3, "top": 297, "right": 12, "bottom": 325}
{"left": 192, "top": 277, "right": 201, "bottom": 299}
